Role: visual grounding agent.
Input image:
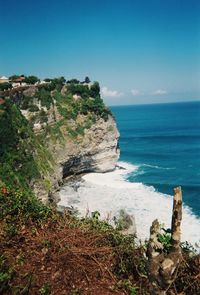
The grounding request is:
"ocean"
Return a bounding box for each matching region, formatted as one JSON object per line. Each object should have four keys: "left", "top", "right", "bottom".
{"left": 58, "top": 101, "right": 200, "bottom": 248}
{"left": 111, "top": 101, "right": 200, "bottom": 217}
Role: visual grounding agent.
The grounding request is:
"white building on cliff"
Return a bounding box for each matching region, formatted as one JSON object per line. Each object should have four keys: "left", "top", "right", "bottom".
{"left": 0, "top": 76, "right": 9, "bottom": 83}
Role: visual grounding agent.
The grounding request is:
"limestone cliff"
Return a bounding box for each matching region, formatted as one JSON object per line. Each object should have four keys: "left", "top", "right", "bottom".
{"left": 0, "top": 80, "right": 120, "bottom": 203}
{"left": 54, "top": 115, "right": 119, "bottom": 177}
{"left": 34, "top": 113, "right": 120, "bottom": 203}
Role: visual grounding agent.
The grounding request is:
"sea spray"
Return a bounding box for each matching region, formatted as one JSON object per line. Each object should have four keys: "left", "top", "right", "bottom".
{"left": 58, "top": 161, "right": 200, "bottom": 250}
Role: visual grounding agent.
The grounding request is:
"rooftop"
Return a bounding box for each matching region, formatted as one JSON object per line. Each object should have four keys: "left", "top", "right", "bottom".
{"left": 0, "top": 76, "right": 8, "bottom": 80}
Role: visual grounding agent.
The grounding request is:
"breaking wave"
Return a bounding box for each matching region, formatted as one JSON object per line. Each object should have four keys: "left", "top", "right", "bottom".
{"left": 58, "top": 161, "right": 200, "bottom": 250}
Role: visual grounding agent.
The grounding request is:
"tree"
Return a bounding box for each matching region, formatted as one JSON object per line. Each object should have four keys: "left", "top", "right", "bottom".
{"left": 9, "top": 75, "right": 19, "bottom": 80}
{"left": 59, "top": 76, "right": 66, "bottom": 84}
{"left": 67, "top": 79, "right": 80, "bottom": 84}
{"left": 37, "top": 88, "right": 52, "bottom": 109}
{"left": 24, "top": 76, "right": 39, "bottom": 85}
{"left": 84, "top": 76, "right": 91, "bottom": 84}
{"left": 0, "top": 83, "right": 12, "bottom": 91}
{"left": 90, "top": 81, "right": 100, "bottom": 98}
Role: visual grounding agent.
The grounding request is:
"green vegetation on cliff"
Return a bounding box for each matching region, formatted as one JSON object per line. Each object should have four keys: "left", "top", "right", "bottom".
{"left": 0, "top": 99, "right": 54, "bottom": 193}
{"left": 0, "top": 78, "right": 111, "bottom": 194}
{"left": 0, "top": 100, "right": 39, "bottom": 190}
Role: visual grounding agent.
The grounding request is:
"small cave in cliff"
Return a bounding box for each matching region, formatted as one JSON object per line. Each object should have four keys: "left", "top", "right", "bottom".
{"left": 62, "top": 155, "right": 94, "bottom": 179}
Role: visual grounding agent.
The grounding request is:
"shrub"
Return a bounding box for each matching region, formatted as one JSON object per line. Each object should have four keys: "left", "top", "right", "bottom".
{"left": 37, "top": 88, "right": 53, "bottom": 109}
{"left": 0, "top": 83, "right": 12, "bottom": 91}
{"left": 0, "top": 255, "right": 12, "bottom": 293}
{"left": 24, "top": 75, "right": 39, "bottom": 85}
{"left": 66, "top": 84, "right": 89, "bottom": 97}
{"left": 67, "top": 78, "right": 80, "bottom": 84}
{"left": 21, "top": 96, "right": 33, "bottom": 110}
{"left": 0, "top": 186, "right": 51, "bottom": 222}
{"left": 89, "top": 81, "right": 100, "bottom": 98}
{"left": 75, "top": 124, "right": 85, "bottom": 136}
{"left": 29, "top": 105, "right": 39, "bottom": 112}
{"left": 37, "top": 109, "right": 48, "bottom": 123}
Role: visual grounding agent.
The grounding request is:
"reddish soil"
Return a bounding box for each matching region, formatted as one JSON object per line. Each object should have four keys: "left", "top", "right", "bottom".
{"left": 0, "top": 215, "right": 140, "bottom": 295}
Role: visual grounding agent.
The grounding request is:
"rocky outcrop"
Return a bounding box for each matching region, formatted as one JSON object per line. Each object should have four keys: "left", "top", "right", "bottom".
{"left": 61, "top": 116, "right": 120, "bottom": 176}
{"left": 2, "top": 83, "right": 120, "bottom": 203}
{"left": 41, "top": 115, "right": 120, "bottom": 203}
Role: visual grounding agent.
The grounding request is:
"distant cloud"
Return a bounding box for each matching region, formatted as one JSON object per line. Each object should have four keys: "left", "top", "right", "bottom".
{"left": 131, "top": 89, "right": 143, "bottom": 96}
{"left": 102, "top": 87, "right": 123, "bottom": 98}
{"left": 153, "top": 89, "right": 168, "bottom": 95}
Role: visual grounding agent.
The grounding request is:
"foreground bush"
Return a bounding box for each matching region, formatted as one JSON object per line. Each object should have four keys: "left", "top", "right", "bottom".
{"left": 0, "top": 187, "right": 199, "bottom": 294}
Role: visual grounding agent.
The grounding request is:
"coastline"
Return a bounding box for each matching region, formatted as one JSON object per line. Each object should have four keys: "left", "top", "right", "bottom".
{"left": 58, "top": 161, "right": 200, "bottom": 250}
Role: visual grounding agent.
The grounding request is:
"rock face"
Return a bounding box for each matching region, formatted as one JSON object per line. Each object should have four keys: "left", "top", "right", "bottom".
{"left": 43, "top": 115, "right": 120, "bottom": 203}
{"left": 61, "top": 116, "right": 120, "bottom": 177}
{"left": 114, "top": 209, "right": 137, "bottom": 236}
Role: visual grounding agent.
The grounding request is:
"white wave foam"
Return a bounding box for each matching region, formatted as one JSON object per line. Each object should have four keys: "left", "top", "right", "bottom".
{"left": 142, "top": 164, "right": 175, "bottom": 170}
{"left": 58, "top": 161, "right": 200, "bottom": 250}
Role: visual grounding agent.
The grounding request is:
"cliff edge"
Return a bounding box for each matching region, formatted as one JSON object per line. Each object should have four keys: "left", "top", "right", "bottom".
{"left": 0, "top": 79, "right": 120, "bottom": 203}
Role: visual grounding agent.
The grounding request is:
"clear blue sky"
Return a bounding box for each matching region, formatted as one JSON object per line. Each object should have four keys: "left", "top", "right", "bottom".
{"left": 0, "top": 0, "right": 200, "bottom": 105}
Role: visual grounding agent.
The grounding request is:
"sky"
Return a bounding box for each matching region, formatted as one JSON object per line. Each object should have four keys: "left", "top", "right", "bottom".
{"left": 0, "top": 0, "right": 200, "bottom": 105}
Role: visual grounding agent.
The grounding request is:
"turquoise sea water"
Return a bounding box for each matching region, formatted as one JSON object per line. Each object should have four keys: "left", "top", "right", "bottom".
{"left": 111, "top": 101, "right": 200, "bottom": 218}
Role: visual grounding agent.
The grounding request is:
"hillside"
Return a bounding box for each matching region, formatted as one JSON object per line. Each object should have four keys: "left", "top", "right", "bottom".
{"left": 0, "top": 78, "right": 199, "bottom": 294}
{"left": 0, "top": 78, "right": 119, "bottom": 203}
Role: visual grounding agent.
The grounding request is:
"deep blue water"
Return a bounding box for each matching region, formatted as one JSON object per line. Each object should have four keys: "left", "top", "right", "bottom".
{"left": 111, "top": 101, "right": 200, "bottom": 217}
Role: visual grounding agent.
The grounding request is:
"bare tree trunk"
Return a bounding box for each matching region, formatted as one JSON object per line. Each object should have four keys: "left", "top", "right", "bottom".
{"left": 147, "top": 187, "right": 183, "bottom": 294}
{"left": 171, "top": 187, "right": 182, "bottom": 253}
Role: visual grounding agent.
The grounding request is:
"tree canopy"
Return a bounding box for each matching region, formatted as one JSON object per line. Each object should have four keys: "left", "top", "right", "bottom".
{"left": 24, "top": 76, "right": 40, "bottom": 85}
{"left": 84, "top": 76, "right": 91, "bottom": 84}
